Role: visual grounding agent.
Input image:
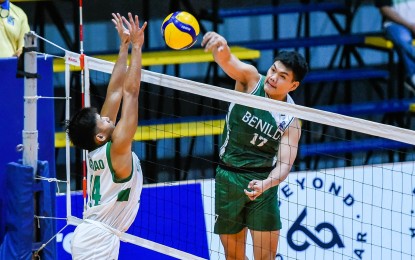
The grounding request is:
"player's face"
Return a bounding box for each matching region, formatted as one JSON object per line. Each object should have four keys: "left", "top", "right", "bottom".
{"left": 264, "top": 61, "right": 299, "bottom": 101}
{"left": 95, "top": 114, "right": 115, "bottom": 141}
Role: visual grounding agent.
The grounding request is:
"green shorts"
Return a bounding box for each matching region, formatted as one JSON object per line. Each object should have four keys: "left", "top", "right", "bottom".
{"left": 214, "top": 166, "right": 281, "bottom": 234}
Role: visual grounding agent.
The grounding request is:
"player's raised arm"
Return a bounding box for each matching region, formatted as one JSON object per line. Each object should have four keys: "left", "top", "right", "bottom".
{"left": 100, "top": 13, "right": 131, "bottom": 123}
{"left": 110, "top": 13, "right": 147, "bottom": 180}
{"left": 201, "top": 31, "right": 259, "bottom": 92}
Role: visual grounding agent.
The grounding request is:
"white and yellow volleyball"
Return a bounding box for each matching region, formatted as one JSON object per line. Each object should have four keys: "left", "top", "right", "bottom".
{"left": 161, "top": 11, "right": 200, "bottom": 50}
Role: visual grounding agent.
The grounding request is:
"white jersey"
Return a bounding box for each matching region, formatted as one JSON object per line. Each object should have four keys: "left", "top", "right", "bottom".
{"left": 381, "top": 0, "right": 415, "bottom": 26}
{"left": 83, "top": 141, "right": 143, "bottom": 232}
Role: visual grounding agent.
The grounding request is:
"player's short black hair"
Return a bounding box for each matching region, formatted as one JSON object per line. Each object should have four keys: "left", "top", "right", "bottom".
{"left": 274, "top": 51, "right": 309, "bottom": 83}
{"left": 66, "top": 107, "right": 99, "bottom": 151}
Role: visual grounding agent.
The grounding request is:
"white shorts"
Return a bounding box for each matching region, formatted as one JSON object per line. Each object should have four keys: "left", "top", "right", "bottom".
{"left": 71, "top": 220, "right": 121, "bottom": 260}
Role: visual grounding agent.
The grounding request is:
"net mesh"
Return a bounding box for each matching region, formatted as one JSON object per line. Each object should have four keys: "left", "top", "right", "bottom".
{"left": 58, "top": 52, "right": 415, "bottom": 259}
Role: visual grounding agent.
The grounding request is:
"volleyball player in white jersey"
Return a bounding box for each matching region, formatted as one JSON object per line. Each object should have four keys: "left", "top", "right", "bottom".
{"left": 67, "top": 12, "right": 147, "bottom": 260}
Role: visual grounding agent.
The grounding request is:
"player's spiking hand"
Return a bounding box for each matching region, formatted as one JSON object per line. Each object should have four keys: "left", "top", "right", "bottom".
{"left": 201, "top": 31, "right": 227, "bottom": 52}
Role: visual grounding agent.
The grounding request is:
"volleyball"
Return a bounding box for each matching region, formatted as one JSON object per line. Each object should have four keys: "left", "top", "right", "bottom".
{"left": 161, "top": 11, "right": 200, "bottom": 50}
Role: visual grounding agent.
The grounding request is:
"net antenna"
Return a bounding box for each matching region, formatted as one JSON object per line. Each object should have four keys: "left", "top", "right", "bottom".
{"left": 78, "top": 0, "right": 90, "bottom": 211}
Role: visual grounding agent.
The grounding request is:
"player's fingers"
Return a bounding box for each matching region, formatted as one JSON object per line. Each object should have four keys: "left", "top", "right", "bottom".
{"left": 128, "top": 13, "right": 135, "bottom": 28}
{"left": 119, "top": 15, "right": 125, "bottom": 28}
{"left": 205, "top": 36, "right": 224, "bottom": 52}
{"left": 202, "top": 40, "right": 211, "bottom": 51}
{"left": 249, "top": 179, "right": 260, "bottom": 189}
{"left": 112, "top": 14, "right": 121, "bottom": 28}
{"left": 135, "top": 15, "right": 139, "bottom": 27}
{"left": 244, "top": 189, "right": 257, "bottom": 201}
{"left": 121, "top": 16, "right": 131, "bottom": 30}
{"left": 206, "top": 31, "right": 216, "bottom": 38}
{"left": 113, "top": 13, "right": 122, "bottom": 26}
{"left": 244, "top": 189, "right": 255, "bottom": 196}
{"left": 140, "top": 21, "right": 148, "bottom": 31}
{"left": 204, "top": 39, "right": 218, "bottom": 51}
{"left": 246, "top": 188, "right": 261, "bottom": 199}
{"left": 247, "top": 180, "right": 254, "bottom": 189}
{"left": 201, "top": 39, "right": 208, "bottom": 47}
{"left": 201, "top": 33, "right": 211, "bottom": 46}
{"left": 117, "top": 13, "right": 124, "bottom": 24}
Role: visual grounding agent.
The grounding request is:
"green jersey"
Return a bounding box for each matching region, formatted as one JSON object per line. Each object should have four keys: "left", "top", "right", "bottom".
{"left": 219, "top": 75, "right": 295, "bottom": 169}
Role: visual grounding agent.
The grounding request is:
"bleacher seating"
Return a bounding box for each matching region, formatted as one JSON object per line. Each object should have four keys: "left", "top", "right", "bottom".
{"left": 231, "top": 34, "right": 368, "bottom": 50}
{"left": 300, "top": 137, "right": 412, "bottom": 158}
{"left": 208, "top": 2, "right": 349, "bottom": 17}
{"left": 314, "top": 98, "right": 415, "bottom": 116}
{"left": 303, "top": 67, "right": 389, "bottom": 84}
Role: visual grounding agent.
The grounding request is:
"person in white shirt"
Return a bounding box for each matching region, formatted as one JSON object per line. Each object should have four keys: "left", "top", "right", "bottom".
{"left": 375, "top": 0, "right": 415, "bottom": 93}
{"left": 67, "top": 12, "right": 147, "bottom": 260}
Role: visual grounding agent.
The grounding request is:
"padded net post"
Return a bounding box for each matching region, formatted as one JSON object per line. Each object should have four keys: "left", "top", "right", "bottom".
{"left": 22, "top": 32, "right": 39, "bottom": 175}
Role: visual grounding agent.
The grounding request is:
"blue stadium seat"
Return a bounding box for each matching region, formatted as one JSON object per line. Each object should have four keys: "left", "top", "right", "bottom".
{"left": 301, "top": 137, "right": 412, "bottom": 158}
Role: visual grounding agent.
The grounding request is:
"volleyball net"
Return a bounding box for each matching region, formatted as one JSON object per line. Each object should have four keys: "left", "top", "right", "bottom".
{"left": 22, "top": 32, "right": 415, "bottom": 259}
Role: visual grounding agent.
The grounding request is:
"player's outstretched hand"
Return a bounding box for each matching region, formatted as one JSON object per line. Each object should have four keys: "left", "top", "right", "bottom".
{"left": 122, "top": 13, "right": 147, "bottom": 48}
{"left": 201, "top": 31, "right": 227, "bottom": 52}
{"left": 111, "top": 13, "right": 130, "bottom": 45}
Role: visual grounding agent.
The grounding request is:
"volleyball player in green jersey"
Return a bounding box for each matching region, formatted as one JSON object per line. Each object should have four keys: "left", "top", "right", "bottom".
{"left": 202, "top": 32, "right": 308, "bottom": 260}
{"left": 67, "top": 13, "right": 147, "bottom": 259}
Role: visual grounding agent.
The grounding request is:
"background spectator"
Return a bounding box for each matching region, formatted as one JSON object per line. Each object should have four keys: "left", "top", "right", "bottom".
{"left": 375, "top": 0, "right": 415, "bottom": 93}
{"left": 0, "top": 0, "right": 30, "bottom": 58}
